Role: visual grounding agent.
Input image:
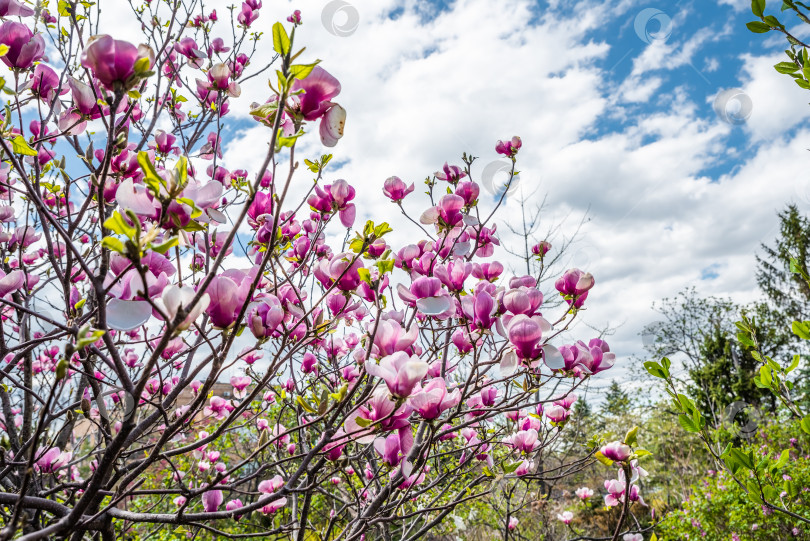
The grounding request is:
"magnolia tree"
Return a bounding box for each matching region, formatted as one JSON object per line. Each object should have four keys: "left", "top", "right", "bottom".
{"left": 0, "top": 2, "right": 649, "bottom": 540}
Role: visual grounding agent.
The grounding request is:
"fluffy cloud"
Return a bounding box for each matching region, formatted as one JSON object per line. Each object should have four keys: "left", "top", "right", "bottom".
{"left": 95, "top": 0, "right": 810, "bottom": 395}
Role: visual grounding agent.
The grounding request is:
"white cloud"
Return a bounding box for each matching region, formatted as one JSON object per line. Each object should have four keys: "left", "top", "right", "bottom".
{"left": 90, "top": 0, "right": 810, "bottom": 396}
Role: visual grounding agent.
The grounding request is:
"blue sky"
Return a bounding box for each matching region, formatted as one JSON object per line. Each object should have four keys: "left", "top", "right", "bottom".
{"left": 93, "top": 0, "right": 810, "bottom": 396}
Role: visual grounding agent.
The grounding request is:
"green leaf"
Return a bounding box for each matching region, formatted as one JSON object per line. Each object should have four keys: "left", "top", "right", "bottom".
{"left": 787, "top": 354, "right": 801, "bottom": 373}
{"left": 353, "top": 417, "right": 372, "bottom": 428}
{"left": 137, "top": 151, "right": 163, "bottom": 196}
{"left": 101, "top": 237, "right": 125, "bottom": 254}
{"left": 348, "top": 238, "right": 365, "bottom": 253}
{"left": 752, "top": 0, "right": 766, "bottom": 17}
{"left": 624, "top": 426, "right": 639, "bottom": 447}
{"left": 736, "top": 331, "right": 756, "bottom": 348}
{"left": 763, "top": 14, "right": 784, "bottom": 28}
{"left": 775, "top": 61, "right": 800, "bottom": 73}
{"left": 150, "top": 236, "right": 179, "bottom": 254}
{"left": 760, "top": 365, "right": 772, "bottom": 385}
{"left": 11, "top": 135, "right": 37, "bottom": 156}
{"left": 272, "top": 22, "right": 291, "bottom": 56}
{"left": 76, "top": 327, "right": 105, "bottom": 350}
{"left": 594, "top": 451, "right": 614, "bottom": 466}
{"left": 801, "top": 415, "right": 810, "bottom": 434}
{"left": 634, "top": 448, "right": 653, "bottom": 458}
{"left": 678, "top": 414, "right": 700, "bottom": 433}
{"left": 104, "top": 211, "right": 137, "bottom": 239}
{"left": 290, "top": 61, "right": 320, "bottom": 80}
{"left": 792, "top": 320, "right": 810, "bottom": 339}
{"left": 373, "top": 222, "right": 393, "bottom": 237}
{"left": 502, "top": 461, "right": 521, "bottom": 474}
{"left": 644, "top": 360, "right": 667, "bottom": 379}
{"left": 296, "top": 395, "right": 316, "bottom": 414}
{"left": 55, "top": 358, "right": 68, "bottom": 381}
{"left": 375, "top": 259, "right": 395, "bottom": 274}
{"left": 747, "top": 20, "right": 773, "bottom": 32}
{"left": 775, "top": 449, "right": 790, "bottom": 469}
{"left": 357, "top": 267, "right": 372, "bottom": 286}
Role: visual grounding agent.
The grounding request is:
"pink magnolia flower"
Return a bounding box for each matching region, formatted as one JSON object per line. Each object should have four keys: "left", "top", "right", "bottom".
{"left": 420, "top": 194, "right": 466, "bottom": 228}
{"left": 383, "top": 176, "right": 415, "bottom": 202}
{"left": 435, "top": 163, "right": 466, "bottom": 184}
{"left": 407, "top": 377, "right": 460, "bottom": 420}
{"left": 507, "top": 315, "right": 544, "bottom": 361}
{"left": 373, "top": 431, "right": 412, "bottom": 468}
{"left": 365, "top": 351, "right": 429, "bottom": 398}
{"left": 229, "top": 375, "right": 250, "bottom": 399}
{"left": 225, "top": 499, "right": 244, "bottom": 519}
{"left": 555, "top": 268, "right": 594, "bottom": 308}
{"left": 0, "top": 21, "right": 45, "bottom": 70}
{"left": 0, "top": 0, "right": 35, "bottom": 16}
{"left": 514, "top": 459, "right": 532, "bottom": 476}
{"left": 601, "top": 441, "right": 632, "bottom": 462}
{"left": 36, "top": 447, "right": 72, "bottom": 473}
{"left": 290, "top": 66, "right": 341, "bottom": 121}
{"left": 502, "top": 287, "right": 543, "bottom": 316}
{"left": 29, "top": 64, "right": 63, "bottom": 102}
{"left": 247, "top": 294, "right": 284, "bottom": 338}
{"left": 604, "top": 475, "right": 626, "bottom": 507}
{"left": 472, "top": 261, "right": 503, "bottom": 282}
{"left": 623, "top": 534, "right": 643, "bottom": 541}
{"left": 508, "top": 517, "right": 518, "bottom": 530}
{"left": 204, "top": 271, "right": 252, "bottom": 328}
{"left": 158, "top": 285, "right": 210, "bottom": 331}
{"left": 557, "top": 511, "right": 574, "bottom": 524}
{"left": 433, "top": 259, "right": 471, "bottom": 292}
{"left": 203, "top": 396, "right": 232, "bottom": 420}
{"left": 544, "top": 404, "right": 569, "bottom": 423}
{"left": 495, "top": 136, "right": 522, "bottom": 157}
{"left": 201, "top": 489, "right": 223, "bottom": 512}
{"left": 532, "top": 240, "right": 551, "bottom": 257}
{"left": 81, "top": 35, "right": 154, "bottom": 91}
{"left": 261, "top": 497, "right": 288, "bottom": 514}
{"left": 287, "top": 10, "right": 302, "bottom": 24}
{"left": 504, "top": 429, "right": 540, "bottom": 454}
{"left": 258, "top": 474, "right": 284, "bottom": 494}
{"left": 307, "top": 179, "right": 356, "bottom": 227}
{"left": 575, "top": 487, "right": 594, "bottom": 500}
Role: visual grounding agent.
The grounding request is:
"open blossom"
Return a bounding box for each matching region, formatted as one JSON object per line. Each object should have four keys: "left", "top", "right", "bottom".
{"left": 383, "top": 176, "right": 415, "bottom": 202}
{"left": 504, "top": 429, "right": 541, "bottom": 454}
{"left": 495, "top": 136, "right": 522, "bottom": 157}
{"left": 601, "top": 441, "right": 632, "bottom": 462}
{"left": 230, "top": 375, "right": 251, "bottom": 399}
{"left": 159, "top": 285, "right": 210, "bottom": 331}
{"left": 557, "top": 511, "right": 574, "bottom": 524}
{"left": 407, "top": 377, "right": 460, "bottom": 420}
{"left": 201, "top": 490, "right": 223, "bottom": 512}
{"left": 0, "top": 21, "right": 44, "bottom": 70}
{"left": 365, "top": 351, "right": 429, "bottom": 398}
{"left": 508, "top": 517, "right": 519, "bottom": 530}
{"left": 575, "top": 487, "right": 594, "bottom": 500}
{"left": 555, "top": 268, "right": 594, "bottom": 308}
{"left": 81, "top": 35, "right": 154, "bottom": 90}
{"left": 36, "top": 447, "right": 72, "bottom": 473}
